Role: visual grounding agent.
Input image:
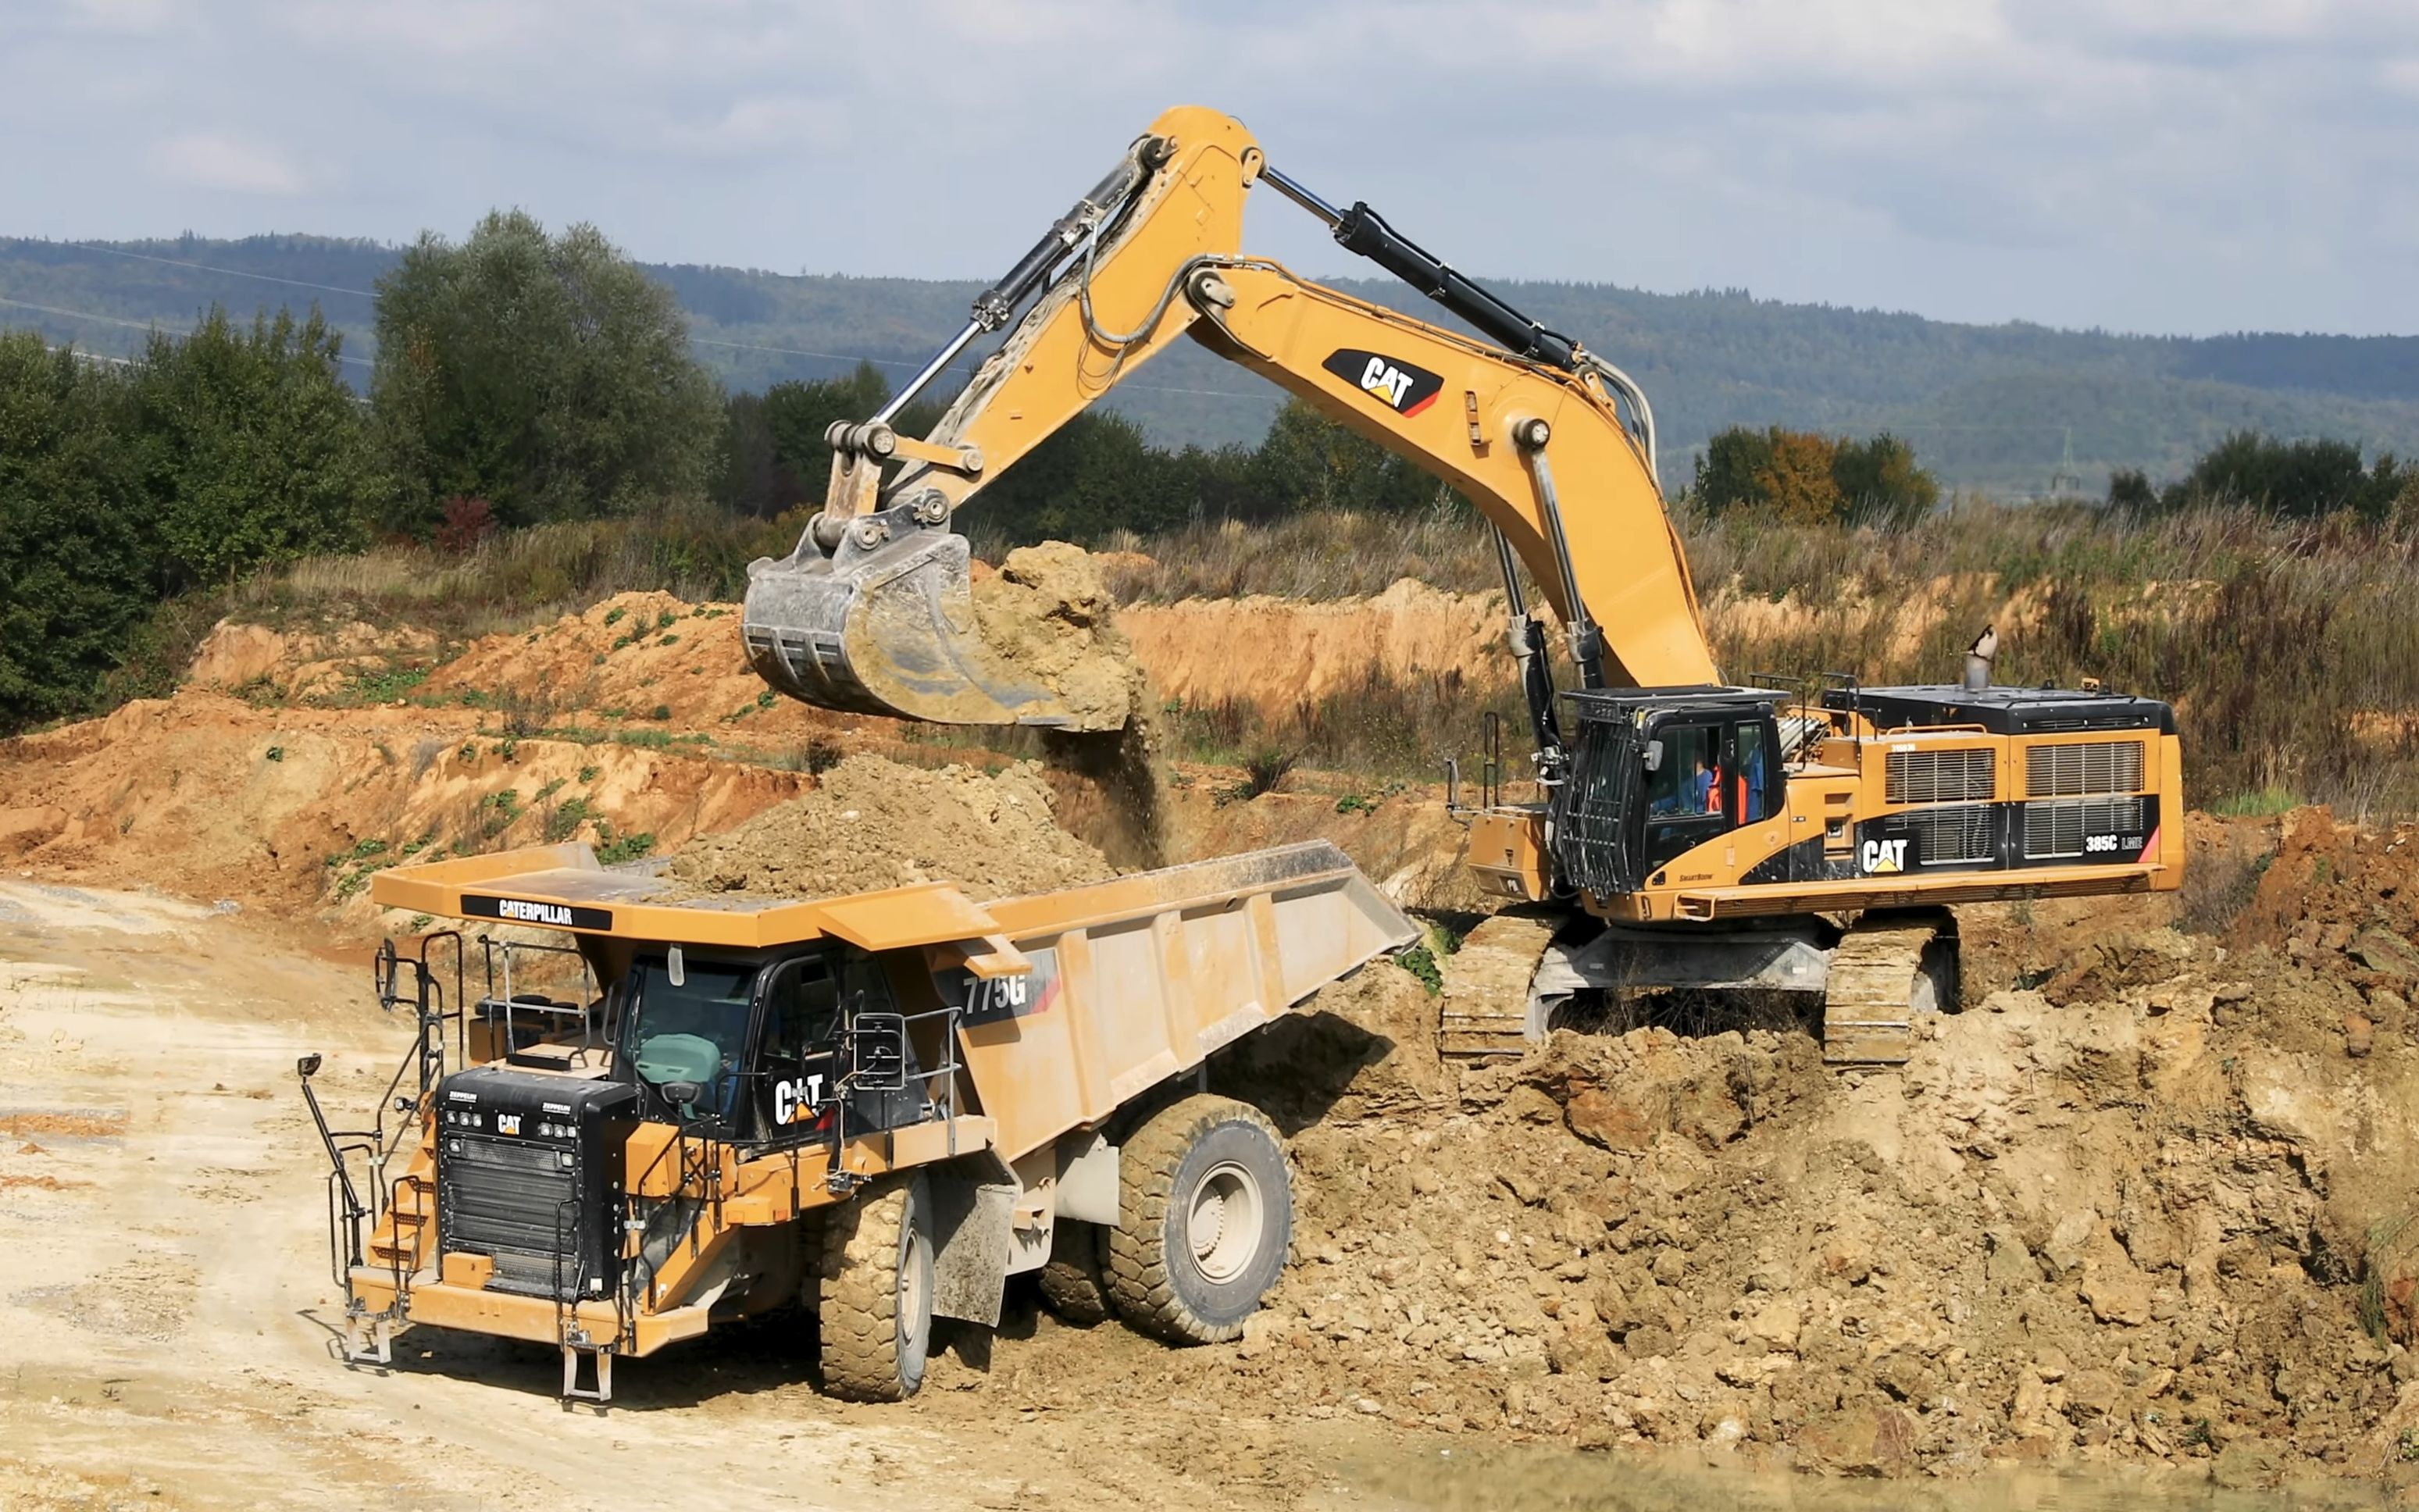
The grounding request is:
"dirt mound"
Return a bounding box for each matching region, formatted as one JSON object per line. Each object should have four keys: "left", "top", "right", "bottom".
{"left": 1118, "top": 579, "right": 1515, "bottom": 712}
{"left": 992, "top": 812, "right": 2419, "bottom": 1483}
{"left": 662, "top": 753, "right": 1115, "bottom": 902}
{"left": 187, "top": 618, "right": 440, "bottom": 698}
{"left": 0, "top": 692, "right": 807, "bottom": 922}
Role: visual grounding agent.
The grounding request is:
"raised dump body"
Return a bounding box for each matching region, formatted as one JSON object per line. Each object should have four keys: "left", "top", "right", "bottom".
{"left": 308, "top": 840, "right": 1414, "bottom": 1401}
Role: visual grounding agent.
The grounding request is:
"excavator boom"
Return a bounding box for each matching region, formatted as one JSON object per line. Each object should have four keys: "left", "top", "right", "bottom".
{"left": 741, "top": 105, "right": 1714, "bottom": 730}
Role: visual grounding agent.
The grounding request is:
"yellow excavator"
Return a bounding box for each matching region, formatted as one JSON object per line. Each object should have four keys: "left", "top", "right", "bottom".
{"left": 741, "top": 105, "right": 2183, "bottom": 1064}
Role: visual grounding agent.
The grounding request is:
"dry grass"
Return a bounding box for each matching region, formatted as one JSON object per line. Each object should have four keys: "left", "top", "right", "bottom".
{"left": 120, "top": 496, "right": 2419, "bottom": 820}
{"left": 1108, "top": 500, "right": 2419, "bottom": 819}
{"left": 1079, "top": 508, "right": 1502, "bottom": 603}
{"left": 244, "top": 511, "right": 803, "bottom": 637}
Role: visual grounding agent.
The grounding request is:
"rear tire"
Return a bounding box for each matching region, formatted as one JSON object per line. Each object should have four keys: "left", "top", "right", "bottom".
{"left": 1036, "top": 1219, "right": 1112, "bottom": 1325}
{"left": 815, "top": 1174, "right": 933, "bottom": 1401}
{"left": 1105, "top": 1095, "right": 1293, "bottom": 1344}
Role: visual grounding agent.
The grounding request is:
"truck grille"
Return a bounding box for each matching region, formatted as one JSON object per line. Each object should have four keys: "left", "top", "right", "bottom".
{"left": 1886, "top": 748, "right": 1994, "bottom": 804}
{"left": 2026, "top": 740, "right": 2144, "bottom": 797}
{"left": 441, "top": 1134, "right": 584, "bottom": 1298}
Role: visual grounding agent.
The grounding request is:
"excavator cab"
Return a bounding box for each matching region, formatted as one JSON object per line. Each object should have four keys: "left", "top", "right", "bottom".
{"left": 1551, "top": 689, "right": 1786, "bottom": 899}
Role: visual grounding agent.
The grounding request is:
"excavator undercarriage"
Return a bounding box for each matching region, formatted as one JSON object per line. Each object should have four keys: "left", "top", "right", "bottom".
{"left": 1436, "top": 909, "right": 1955, "bottom": 1066}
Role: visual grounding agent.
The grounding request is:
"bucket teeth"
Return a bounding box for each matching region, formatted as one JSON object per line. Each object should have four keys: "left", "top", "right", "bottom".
{"left": 741, "top": 509, "right": 1102, "bottom": 729}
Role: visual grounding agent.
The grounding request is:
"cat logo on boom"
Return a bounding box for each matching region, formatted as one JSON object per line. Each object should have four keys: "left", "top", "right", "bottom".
{"left": 1322, "top": 348, "right": 1443, "bottom": 418}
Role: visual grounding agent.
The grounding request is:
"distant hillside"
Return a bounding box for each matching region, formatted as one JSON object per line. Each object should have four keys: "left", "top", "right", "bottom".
{"left": 7, "top": 233, "right": 2417, "bottom": 497}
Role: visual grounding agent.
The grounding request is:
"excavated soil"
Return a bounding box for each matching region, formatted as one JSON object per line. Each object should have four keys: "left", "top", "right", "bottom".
{"left": 973, "top": 543, "right": 1174, "bottom": 868}
{"left": 1111, "top": 808, "right": 2419, "bottom": 1488}
{"left": 9, "top": 549, "right": 2419, "bottom": 1497}
{"left": 970, "top": 542, "right": 1151, "bottom": 733}
{"left": 662, "top": 754, "right": 1115, "bottom": 901}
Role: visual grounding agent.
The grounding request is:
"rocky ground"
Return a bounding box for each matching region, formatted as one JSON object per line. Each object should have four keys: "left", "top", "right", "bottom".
{"left": 3, "top": 562, "right": 2418, "bottom": 1503}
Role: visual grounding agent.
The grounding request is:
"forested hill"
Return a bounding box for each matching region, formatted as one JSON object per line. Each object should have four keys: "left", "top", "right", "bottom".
{"left": 7, "top": 232, "right": 2417, "bottom": 496}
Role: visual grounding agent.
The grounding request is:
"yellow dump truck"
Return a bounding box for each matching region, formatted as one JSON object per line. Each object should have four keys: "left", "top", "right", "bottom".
{"left": 298, "top": 840, "right": 1413, "bottom": 1402}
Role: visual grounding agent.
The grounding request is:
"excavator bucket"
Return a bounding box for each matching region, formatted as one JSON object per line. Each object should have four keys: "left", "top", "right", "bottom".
{"left": 741, "top": 508, "right": 1111, "bottom": 729}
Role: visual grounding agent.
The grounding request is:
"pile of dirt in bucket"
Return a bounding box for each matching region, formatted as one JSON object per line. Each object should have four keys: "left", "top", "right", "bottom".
{"left": 971, "top": 543, "right": 1149, "bottom": 733}
{"left": 660, "top": 753, "right": 1115, "bottom": 903}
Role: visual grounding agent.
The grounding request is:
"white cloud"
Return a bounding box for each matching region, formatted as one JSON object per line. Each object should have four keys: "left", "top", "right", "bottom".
{"left": 150, "top": 132, "right": 308, "bottom": 195}
{"left": 0, "top": 0, "right": 2409, "bottom": 333}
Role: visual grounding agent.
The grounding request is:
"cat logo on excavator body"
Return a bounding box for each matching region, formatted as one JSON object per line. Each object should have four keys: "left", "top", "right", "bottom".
{"left": 1322, "top": 348, "right": 1443, "bottom": 417}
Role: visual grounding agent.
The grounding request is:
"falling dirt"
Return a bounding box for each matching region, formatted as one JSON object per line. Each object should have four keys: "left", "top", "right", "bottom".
{"left": 969, "top": 542, "right": 1148, "bottom": 733}
{"left": 660, "top": 753, "right": 1116, "bottom": 902}
{"left": 966, "top": 542, "right": 1175, "bottom": 869}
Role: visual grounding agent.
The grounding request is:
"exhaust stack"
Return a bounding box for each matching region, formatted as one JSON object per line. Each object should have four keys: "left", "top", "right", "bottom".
{"left": 1962, "top": 624, "right": 1999, "bottom": 694}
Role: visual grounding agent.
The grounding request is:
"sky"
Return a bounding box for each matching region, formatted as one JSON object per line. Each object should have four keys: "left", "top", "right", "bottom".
{"left": 3, "top": 0, "right": 2415, "bottom": 337}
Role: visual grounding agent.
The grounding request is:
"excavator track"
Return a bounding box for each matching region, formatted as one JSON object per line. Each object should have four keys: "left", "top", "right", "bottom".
{"left": 1437, "top": 911, "right": 1562, "bottom": 1061}
{"left": 1821, "top": 916, "right": 1951, "bottom": 1067}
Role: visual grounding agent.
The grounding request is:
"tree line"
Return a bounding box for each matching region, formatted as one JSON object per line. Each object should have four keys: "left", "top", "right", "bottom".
{"left": 4, "top": 209, "right": 2412, "bottom": 733}
{"left": 2108, "top": 433, "right": 2413, "bottom": 520}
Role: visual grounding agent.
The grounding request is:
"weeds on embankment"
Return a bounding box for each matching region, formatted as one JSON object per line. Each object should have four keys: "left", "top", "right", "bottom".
{"left": 1102, "top": 501, "right": 2419, "bottom": 822}
{"left": 108, "top": 497, "right": 2419, "bottom": 822}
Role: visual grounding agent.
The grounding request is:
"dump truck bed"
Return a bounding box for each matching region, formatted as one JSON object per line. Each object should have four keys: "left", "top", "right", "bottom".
{"left": 369, "top": 839, "right": 1417, "bottom": 1164}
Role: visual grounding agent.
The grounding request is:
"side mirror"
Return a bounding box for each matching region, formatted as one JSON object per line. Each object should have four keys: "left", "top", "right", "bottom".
{"left": 1642, "top": 740, "right": 1664, "bottom": 773}
{"left": 849, "top": 1013, "right": 909, "bottom": 1092}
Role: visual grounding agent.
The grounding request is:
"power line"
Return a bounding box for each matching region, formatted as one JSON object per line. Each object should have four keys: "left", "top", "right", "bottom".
{"left": 55, "top": 243, "right": 1276, "bottom": 403}
{"left": 0, "top": 294, "right": 374, "bottom": 366}
{"left": 0, "top": 295, "right": 154, "bottom": 331}
{"left": 66, "top": 241, "right": 378, "bottom": 299}
{"left": 43, "top": 342, "right": 133, "bottom": 367}
{"left": 16, "top": 260, "right": 1279, "bottom": 403}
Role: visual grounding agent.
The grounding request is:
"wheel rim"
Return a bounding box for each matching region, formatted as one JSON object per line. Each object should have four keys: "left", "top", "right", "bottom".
{"left": 898, "top": 1227, "right": 930, "bottom": 1364}
{"left": 1186, "top": 1159, "right": 1264, "bottom": 1283}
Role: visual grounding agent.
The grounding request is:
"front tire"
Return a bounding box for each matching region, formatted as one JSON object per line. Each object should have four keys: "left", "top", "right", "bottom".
{"left": 815, "top": 1174, "right": 933, "bottom": 1400}
{"left": 1105, "top": 1095, "right": 1293, "bottom": 1343}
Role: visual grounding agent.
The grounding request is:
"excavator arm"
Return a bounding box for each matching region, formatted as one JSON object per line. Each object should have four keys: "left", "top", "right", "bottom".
{"left": 741, "top": 104, "right": 1716, "bottom": 734}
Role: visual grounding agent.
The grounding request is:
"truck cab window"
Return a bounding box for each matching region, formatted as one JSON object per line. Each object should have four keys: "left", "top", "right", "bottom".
{"left": 623, "top": 956, "right": 755, "bottom": 1123}
{"left": 756, "top": 956, "right": 844, "bottom": 1143}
